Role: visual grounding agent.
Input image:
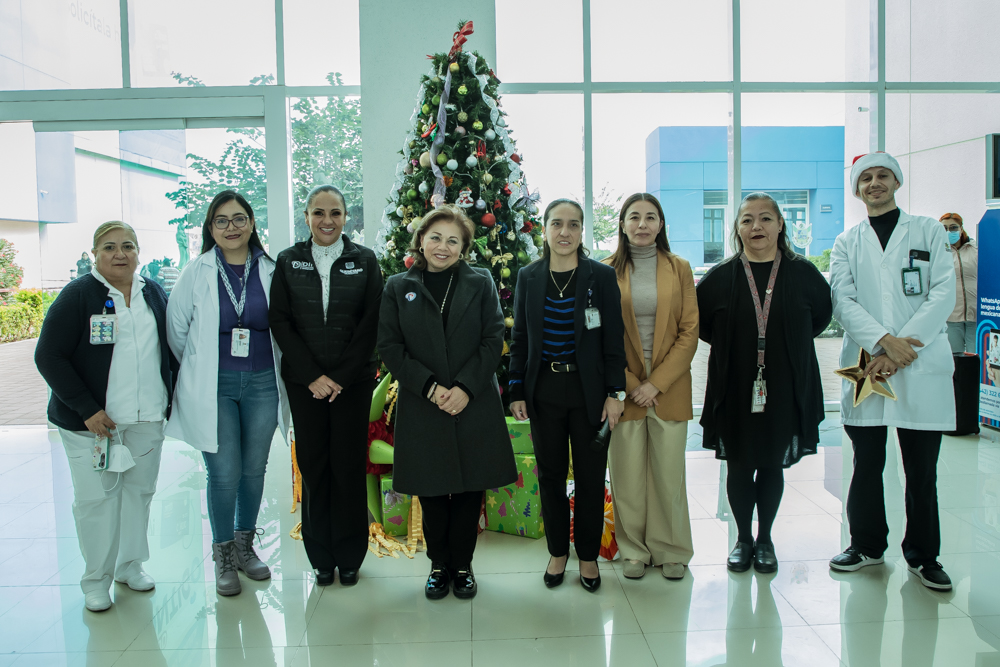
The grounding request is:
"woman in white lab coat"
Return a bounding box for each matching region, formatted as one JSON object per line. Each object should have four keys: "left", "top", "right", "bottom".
{"left": 166, "top": 190, "right": 290, "bottom": 597}
{"left": 828, "top": 151, "right": 956, "bottom": 592}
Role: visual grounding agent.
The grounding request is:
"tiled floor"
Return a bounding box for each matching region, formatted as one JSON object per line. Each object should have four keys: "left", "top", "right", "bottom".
{"left": 1, "top": 421, "right": 999, "bottom": 666}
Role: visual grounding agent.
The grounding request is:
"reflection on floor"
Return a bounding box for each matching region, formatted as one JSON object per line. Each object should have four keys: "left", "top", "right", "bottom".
{"left": 1, "top": 419, "right": 999, "bottom": 666}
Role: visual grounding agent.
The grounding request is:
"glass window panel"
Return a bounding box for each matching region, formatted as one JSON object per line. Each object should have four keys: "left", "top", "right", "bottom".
{"left": 1, "top": 0, "right": 122, "bottom": 90}
{"left": 740, "top": 0, "right": 850, "bottom": 82}
{"left": 590, "top": 0, "right": 729, "bottom": 82}
{"left": 499, "top": 93, "right": 584, "bottom": 227}
{"left": 496, "top": 0, "right": 582, "bottom": 83}
{"left": 884, "top": 93, "right": 1000, "bottom": 227}
{"left": 593, "top": 93, "right": 730, "bottom": 260}
{"left": 284, "top": 1, "right": 360, "bottom": 86}
{"left": 289, "top": 96, "right": 364, "bottom": 243}
{"left": 886, "top": 0, "right": 1000, "bottom": 81}
{"left": 129, "top": 0, "right": 276, "bottom": 87}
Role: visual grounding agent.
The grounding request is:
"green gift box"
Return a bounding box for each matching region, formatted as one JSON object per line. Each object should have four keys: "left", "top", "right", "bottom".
{"left": 484, "top": 453, "right": 544, "bottom": 538}
{"left": 506, "top": 416, "right": 533, "bottom": 454}
{"left": 379, "top": 473, "right": 411, "bottom": 537}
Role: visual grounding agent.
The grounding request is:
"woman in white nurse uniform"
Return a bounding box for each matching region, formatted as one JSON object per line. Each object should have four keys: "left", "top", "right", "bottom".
{"left": 828, "top": 151, "right": 957, "bottom": 592}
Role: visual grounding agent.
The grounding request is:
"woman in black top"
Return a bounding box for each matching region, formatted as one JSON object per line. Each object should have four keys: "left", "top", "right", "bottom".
{"left": 509, "top": 198, "right": 627, "bottom": 592}
{"left": 378, "top": 205, "right": 516, "bottom": 600}
{"left": 697, "top": 192, "right": 832, "bottom": 574}
{"left": 269, "top": 185, "right": 383, "bottom": 587}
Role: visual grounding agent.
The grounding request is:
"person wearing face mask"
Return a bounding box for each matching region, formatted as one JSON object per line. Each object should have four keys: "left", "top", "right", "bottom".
{"left": 829, "top": 153, "right": 957, "bottom": 592}
{"left": 940, "top": 213, "right": 978, "bottom": 354}
{"left": 697, "top": 192, "right": 832, "bottom": 575}
{"left": 509, "top": 198, "right": 627, "bottom": 593}
{"left": 269, "top": 185, "right": 383, "bottom": 587}
{"left": 35, "top": 221, "right": 175, "bottom": 612}
{"left": 602, "top": 193, "right": 698, "bottom": 582}
{"left": 378, "top": 205, "right": 516, "bottom": 600}
{"left": 166, "top": 190, "right": 290, "bottom": 597}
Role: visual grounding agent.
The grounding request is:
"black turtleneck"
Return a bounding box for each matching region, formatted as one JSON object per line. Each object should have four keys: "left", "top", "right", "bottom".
{"left": 423, "top": 267, "right": 458, "bottom": 327}
{"left": 869, "top": 208, "right": 901, "bottom": 250}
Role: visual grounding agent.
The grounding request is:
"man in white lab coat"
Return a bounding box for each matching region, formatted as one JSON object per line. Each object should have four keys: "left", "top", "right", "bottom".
{"left": 827, "top": 152, "right": 957, "bottom": 591}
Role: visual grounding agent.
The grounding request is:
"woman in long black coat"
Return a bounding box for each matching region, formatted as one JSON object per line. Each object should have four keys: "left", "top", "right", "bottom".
{"left": 697, "top": 192, "right": 832, "bottom": 575}
{"left": 378, "top": 205, "right": 517, "bottom": 600}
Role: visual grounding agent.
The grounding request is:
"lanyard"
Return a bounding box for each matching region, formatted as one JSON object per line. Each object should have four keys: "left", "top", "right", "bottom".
{"left": 216, "top": 251, "right": 253, "bottom": 327}
{"left": 739, "top": 252, "right": 781, "bottom": 369}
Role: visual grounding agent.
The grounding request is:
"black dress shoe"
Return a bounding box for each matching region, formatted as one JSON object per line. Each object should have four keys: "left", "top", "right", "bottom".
{"left": 339, "top": 568, "right": 359, "bottom": 586}
{"left": 727, "top": 541, "right": 754, "bottom": 573}
{"left": 753, "top": 541, "right": 778, "bottom": 574}
{"left": 316, "top": 570, "right": 334, "bottom": 586}
{"left": 580, "top": 573, "right": 601, "bottom": 593}
{"left": 425, "top": 562, "right": 450, "bottom": 600}
{"left": 452, "top": 568, "right": 477, "bottom": 599}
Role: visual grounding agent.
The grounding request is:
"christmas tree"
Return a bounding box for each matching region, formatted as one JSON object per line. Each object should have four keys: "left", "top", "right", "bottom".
{"left": 374, "top": 20, "right": 544, "bottom": 409}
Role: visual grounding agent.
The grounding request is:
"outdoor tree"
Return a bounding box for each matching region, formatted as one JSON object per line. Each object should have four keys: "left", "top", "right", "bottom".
{"left": 374, "top": 21, "right": 544, "bottom": 409}
{"left": 0, "top": 239, "right": 24, "bottom": 304}
{"left": 165, "top": 72, "right": 363, "bottom": 252}
{"left": 591, "top": 184, "right": 624, "bottom": 260}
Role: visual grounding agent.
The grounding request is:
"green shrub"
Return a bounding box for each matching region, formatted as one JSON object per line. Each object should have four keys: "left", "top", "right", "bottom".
{"left": 0, "top": 239, "right": 24, "bottom": 305}
{"left": 15, "top": 289, "right": 43, "bottom": 310}
{"left": 0, "top": 302, "right": 43, "bottom": 343}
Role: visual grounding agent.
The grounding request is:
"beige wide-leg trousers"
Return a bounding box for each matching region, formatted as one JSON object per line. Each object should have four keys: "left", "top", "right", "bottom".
{"left": 609, "top": 405, "right": 694, "bottom": 566}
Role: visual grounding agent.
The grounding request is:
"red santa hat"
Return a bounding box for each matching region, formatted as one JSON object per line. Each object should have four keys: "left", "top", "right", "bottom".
{"left": 850, "top": 152, "right": 903, "bottom": 199}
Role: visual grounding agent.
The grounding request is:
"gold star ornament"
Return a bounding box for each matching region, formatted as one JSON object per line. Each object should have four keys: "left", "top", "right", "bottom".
{"left": 835, "top": 348, "right": 897, "bottom": 407}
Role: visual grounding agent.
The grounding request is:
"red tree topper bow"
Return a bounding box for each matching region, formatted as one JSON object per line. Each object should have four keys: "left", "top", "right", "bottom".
{"left": 449, "top": 21, "right": 474, "bottom": 60}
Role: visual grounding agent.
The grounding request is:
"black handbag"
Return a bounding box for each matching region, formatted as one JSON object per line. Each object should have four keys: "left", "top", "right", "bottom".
{"left": 946, "top": 352, "right": 980, "bottom": 436}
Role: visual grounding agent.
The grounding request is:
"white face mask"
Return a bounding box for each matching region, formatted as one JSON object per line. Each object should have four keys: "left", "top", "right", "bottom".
{"left": 106, "top": 430, "right": 135, "bottom": 473}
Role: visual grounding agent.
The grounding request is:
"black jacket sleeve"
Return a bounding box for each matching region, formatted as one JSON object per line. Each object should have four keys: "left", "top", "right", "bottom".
{"left": 329, "top": 252, "right": 384, "bottom": 388}
{"left": 454, "top": 271, "right": 505, "bottom": 399}
{"left": 507, "top": 269, "right": 529, "bottom": 403}
{"left": 599, "top": 264, "right": 627, "bottom": 391}
{"left": 802, "top": 259, "right": 834, "bottom": 338}
{"left": 377, "top": 276, "right": 436, "bottom": 394}
{"left": 268, "top": 255, "right": 326, "bottom": 387}
{"left": 34, "top": 286, "right": 102, "bottom": 422}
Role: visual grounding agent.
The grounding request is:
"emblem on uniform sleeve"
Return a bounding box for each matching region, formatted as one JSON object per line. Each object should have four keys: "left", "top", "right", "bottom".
{"left": 405, "top": 292, "right": 416, "bottom": 302}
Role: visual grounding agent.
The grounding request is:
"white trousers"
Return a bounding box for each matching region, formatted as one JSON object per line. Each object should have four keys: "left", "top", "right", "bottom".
{"left": 59, "top": 421, "right": 164, "bottom": 594}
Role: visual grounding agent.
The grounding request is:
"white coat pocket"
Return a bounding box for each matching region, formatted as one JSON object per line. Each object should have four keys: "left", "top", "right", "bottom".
{"left": 910, "top": 336, "right": 954, "bottom": 375}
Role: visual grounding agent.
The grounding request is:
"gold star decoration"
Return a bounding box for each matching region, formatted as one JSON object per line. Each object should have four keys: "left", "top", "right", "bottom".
{"left": 835, "top": 348, "right": 897, "bottom": 407}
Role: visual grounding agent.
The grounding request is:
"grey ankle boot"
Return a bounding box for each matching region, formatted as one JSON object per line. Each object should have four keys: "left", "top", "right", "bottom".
{"left": 213, "top": 541, "right": 242, "bottom": 596}
{"left": 233, "top": 529, "right": 271, "bottom": 581}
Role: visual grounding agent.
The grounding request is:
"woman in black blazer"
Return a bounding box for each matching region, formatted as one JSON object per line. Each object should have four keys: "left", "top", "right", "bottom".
{"left": 509, "top": 198, "right": 627, "bottom": 592}
{"left": 378, "top": 205, "right": 517, "bottom": 600}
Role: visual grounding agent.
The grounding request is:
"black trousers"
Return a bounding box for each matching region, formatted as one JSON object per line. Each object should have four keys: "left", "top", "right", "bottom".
{"left": 287, "top": 378, "right": 374, "bottom": 572}
{"left": 420, "top": 491, "right": 483, "bottom": 571}
{"left": 530, "top": 369, "right": 605, "bottom": 561}
{"left": 844, "top": 425, "right": 942, "bottom": 567}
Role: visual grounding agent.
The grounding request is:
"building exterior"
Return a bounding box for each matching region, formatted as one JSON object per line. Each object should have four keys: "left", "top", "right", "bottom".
{"left": 646, "top": 126, "right": 845, "bottom": 268}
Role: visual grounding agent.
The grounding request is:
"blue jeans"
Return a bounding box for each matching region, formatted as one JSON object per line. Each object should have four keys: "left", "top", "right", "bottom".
{"left": 947, "top": 321, "right": 977, "bottom": 354}
{"left": 205, "top": 369, "right": 279, "bottom": 543}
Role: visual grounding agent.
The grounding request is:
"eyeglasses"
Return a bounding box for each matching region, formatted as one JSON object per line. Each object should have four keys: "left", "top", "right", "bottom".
{"left": 213, "top": 215, "right": 249, "bottom": 230}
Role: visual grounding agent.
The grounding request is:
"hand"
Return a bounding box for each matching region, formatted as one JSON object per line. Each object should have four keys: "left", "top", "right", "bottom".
{"left": 630, "top": 381, "right": 661, "bottom": 409}
{"left": 878, "top": 334, "right": 924, "bottom": 368}
{"left": 308, "top": 375, "right": 343, "bottom": 402}
{"left": 863, "top": 354, "right": 898, "bottom": 381}
{"left": 601, "top": 396, "right": 625, "bottom": 430}
{"left": 84, "top": 410, "right": 117, "bottom": 438}
{"left": 510, "top": 400, "right": 528, "bottom": 421}
{"left": 437, "top": 386, "right": 470, "bottom": 415}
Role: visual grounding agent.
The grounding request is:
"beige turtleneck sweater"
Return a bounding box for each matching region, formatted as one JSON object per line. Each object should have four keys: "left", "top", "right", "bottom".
{"left": 629, "top": 243, "right": 658, "bottom": 359}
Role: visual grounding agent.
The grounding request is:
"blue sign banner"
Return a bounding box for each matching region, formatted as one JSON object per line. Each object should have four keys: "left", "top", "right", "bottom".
{"left": 977, "top": 209, "right": 1000, "bottom": 428}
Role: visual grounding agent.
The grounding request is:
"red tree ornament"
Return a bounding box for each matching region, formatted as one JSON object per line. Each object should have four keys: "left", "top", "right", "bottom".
{"left": 521, "top": 220, "right": 533, "bottom": 233}
{"left": 510, "top": 154, "right": 521, "bottom": 164}
{"left": 481, "top": 213, "right": 497, "bottom": 227}
{"left": 404, "top": 255, "right": 415, "bottom": 269}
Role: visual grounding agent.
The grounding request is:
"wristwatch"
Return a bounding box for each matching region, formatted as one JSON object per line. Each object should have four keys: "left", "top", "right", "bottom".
{"left": 610, "top": 390, "right": 626, "bottom": 402}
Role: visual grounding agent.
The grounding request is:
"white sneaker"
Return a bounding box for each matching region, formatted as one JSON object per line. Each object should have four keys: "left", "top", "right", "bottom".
{"left": 84, "top": 590, "right": 112, "bottom": 612}
{"left": 115, "top": 569, "right": 155, "bottom": 592}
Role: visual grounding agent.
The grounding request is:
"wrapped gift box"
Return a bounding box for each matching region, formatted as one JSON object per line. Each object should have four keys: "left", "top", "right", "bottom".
{"left": 379, "top": 473, "right": 411, "bottom": 537}
{"left": 484, "top": 453, "right": 543, "bottom": 538}
{"left": 506, "top": 416, "right": 533, "bottom": 454}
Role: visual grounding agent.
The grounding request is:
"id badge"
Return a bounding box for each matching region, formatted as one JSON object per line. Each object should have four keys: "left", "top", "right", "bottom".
{"left": 584, "top": 307, "right": 602, "bottom": 330}
{"left": 901, "top": 267, "right": 923, "bottom": 296}
{"left": 231, "top": 328, "right": 250, "bottom": 358}
{"left": 751, "top": 379, "right": 767, "bottom": 413}
{"left": 93, "top": 435, "right": 108, "bottom": 470}
{"left": 89, "top": 314, "right": 117, "bottom": 345}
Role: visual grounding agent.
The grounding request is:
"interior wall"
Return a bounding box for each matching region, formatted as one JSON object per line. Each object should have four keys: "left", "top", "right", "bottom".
{"left": 358, "top": 1, "right": 497, "bottom": 246}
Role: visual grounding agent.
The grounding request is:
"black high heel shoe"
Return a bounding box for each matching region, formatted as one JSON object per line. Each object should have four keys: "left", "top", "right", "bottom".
{"left": 579, "top": 561, "right": 601, "bottom": 593}
{"left": 543, "top": 556, "right": 566, "bottom": 588}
